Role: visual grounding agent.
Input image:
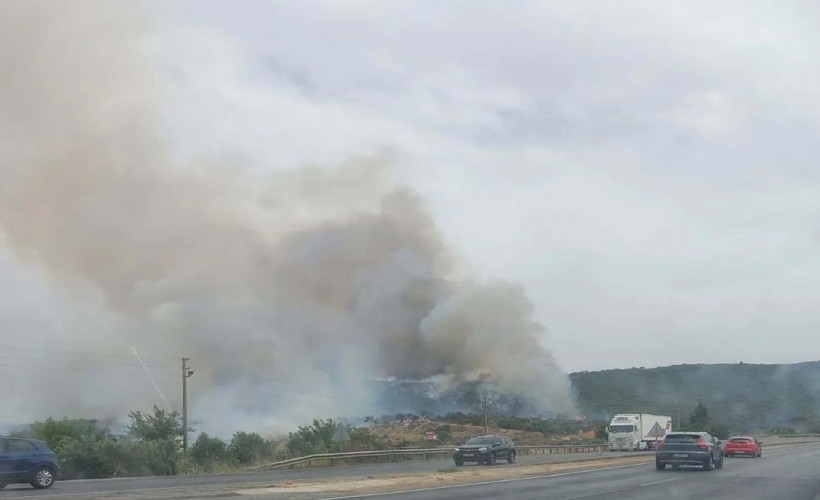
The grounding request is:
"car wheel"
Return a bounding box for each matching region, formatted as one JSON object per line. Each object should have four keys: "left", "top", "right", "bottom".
{"left": 454, "top": 457, "right": 464, "bottom": 466}
{"left": 487, "top": 452, "right": 496, "bottom": 465}
{"left": 31, "top": 466, "right": 56, "bottom": 489}
{"left": 715, "top": 455, "right": 724, "bottom": 469}
{"left": 703, "top": 456, "right": 713, "bottom": 471}
{"left": 507, "top": 451, "right": 516, "bottom": 464}
{"left": 655, "top": 460, "right": 666, "bottom": 470}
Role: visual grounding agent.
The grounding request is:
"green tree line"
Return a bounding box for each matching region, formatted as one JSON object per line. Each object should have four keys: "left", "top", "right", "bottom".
{"left": 8, "top": 410, "right": 388, "bottom": 479}
{"left": 570, "top": 362, "right": 820, "bottom": 433}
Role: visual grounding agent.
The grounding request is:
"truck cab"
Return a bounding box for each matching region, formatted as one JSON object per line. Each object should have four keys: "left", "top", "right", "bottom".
{"left": 608, "top": 413, "right": 672, "bottom": 451}
{"left": 608, "top": 414, "right": 641, "bottom": 451}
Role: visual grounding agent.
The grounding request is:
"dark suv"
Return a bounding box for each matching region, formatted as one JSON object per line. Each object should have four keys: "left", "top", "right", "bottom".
{"left": 454, "top": 435, "right": 516, "bottom": 466}
{"left": 0, "top": 437, "right": 61, "bottom": 489}
{"left": 655, "top": 432, "right": 724, "bottom": 471}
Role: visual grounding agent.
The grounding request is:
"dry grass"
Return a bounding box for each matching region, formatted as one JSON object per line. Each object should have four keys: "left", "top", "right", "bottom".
{"left": 371, "top": 419, "right": 554, "bottom": 447}
{"left": 235, "top": 455, "right": 654, "bottom": 496}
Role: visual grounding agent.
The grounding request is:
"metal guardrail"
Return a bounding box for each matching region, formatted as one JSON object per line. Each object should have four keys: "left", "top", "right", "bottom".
{"left": 248, "top": 444, "right": 609, "bottom": 471}
{"left": 517, "top": 444, "right": 609, "bottom": 455}
{"left": 248, "top": 438, "right": 820, "bottom": 472}
{"left": 764, "top": 434, "right": 820, "bottom": 438}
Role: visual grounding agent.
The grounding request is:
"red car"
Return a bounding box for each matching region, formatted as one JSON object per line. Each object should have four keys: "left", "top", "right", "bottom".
{"left": 724, "top": 436, "right": 762, "bottom": 458}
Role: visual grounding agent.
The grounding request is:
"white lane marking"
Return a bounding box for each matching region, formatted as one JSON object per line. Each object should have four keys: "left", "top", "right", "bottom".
{"left": 315, "top": 462, "right": 651, "bottom": 500}
{"left": 558, "top": 477, "right": 676, "bottom": 500}
{"left": 638, "top": 479, "right": 673, "bottom": 486}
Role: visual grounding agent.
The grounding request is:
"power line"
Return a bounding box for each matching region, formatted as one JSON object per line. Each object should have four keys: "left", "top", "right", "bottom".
{"left": 0, "top": 357, "right": 176, "bottom": 369}
{"left": 0, "top": 346, "right": 178, "bottom": 360}
{"left": 0, "top": 360, "right": 177, "bottom": 371}
{"left": 0, "top": 363, "right": 178, "bottom": 377}
{"left": 0, "top": 359, "right": 174, "bottom": 371}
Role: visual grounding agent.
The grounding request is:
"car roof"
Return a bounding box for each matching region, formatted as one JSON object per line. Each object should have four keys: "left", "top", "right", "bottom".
{"left": 0, "top": 436, "right": 48, "bottom": 445}
{"left": 666, "top": 431, "right": 706, "bottom": 435}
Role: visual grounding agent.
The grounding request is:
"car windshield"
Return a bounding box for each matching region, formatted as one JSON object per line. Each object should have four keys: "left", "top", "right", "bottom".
{"left": 609, "top": 425, "right": 635, "bottom": 433}
{"left": 465, "top": 437, "right": 494, "bottom": 445}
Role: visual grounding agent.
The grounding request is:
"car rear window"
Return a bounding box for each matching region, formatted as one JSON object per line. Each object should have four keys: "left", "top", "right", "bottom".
{"left": 465, "top": 436, "right": 494, "bottom": 445}
{"left": 664, "top": 434, "right": 701, "bottom": 443}
{"left": 729, "top": 438, "right": 752, "bottom": 443}
{"left": 5, "top": 439, "right": 36, "bottom": 453}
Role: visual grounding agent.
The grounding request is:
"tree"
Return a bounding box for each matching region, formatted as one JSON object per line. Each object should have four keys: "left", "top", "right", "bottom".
{"left": 19, "top": 415, "right": 185, "bottom": 479}
{"left": 286, "top": 419, "right": 337, "bottom": 458}
{"left": 125, "top": 406, "right": 187, "bottom": 476}
{"left": 346, "top": 428, "right": 386, "bottom": 451}
{"left": 433, "top": 424, "right": 452, "bottom": 444}
{"left": 228, "top": 432, "right": 271, "bottom": 465}
{"left": 689, "top": 402, "right": 710, "bottom": 429}
{"left": 190, "top": 433, "right": 228, "bottom": 470}
{"left": 22, "top": 418, "right": 106, "bottom": 452}
{"left": 127, "top": 406, "right": 187, "bottom": 444}
{"left": 706, "top": 422, "right": 730, "bottom": 439}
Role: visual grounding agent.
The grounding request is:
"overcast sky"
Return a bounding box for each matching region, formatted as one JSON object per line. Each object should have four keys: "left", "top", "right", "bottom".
{"left": 4, "top": 0, "right": 820, "bottom": 376}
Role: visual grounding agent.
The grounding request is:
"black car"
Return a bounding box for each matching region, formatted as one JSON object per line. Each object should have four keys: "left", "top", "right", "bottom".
{"left": 655, "top": 432, "right": 724, "bottom": 471}
{"left": 0, "top": 437, "right": 61, "bottom": 489}
{"left": 453, "top": 435, "right": 516, "bottom": 466}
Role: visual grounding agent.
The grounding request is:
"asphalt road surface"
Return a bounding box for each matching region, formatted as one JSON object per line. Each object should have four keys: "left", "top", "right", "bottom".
{"left": 0, "top": 450, "right": 647, "bottom": 498}
{"left": 325, "top": 443, "right": 820, "bottom": 500}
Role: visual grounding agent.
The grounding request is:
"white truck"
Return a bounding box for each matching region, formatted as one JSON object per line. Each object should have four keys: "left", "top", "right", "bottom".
{"left": 607, "top": 413, "right": 672, "bottom": 451}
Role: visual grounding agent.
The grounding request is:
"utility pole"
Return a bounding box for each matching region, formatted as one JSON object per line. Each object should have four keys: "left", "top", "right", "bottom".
{"left": 482, "top": 397, "right": 494, "bottom": 434}
{"left": 182, "top": 357, "right": 194, "bottom": 452}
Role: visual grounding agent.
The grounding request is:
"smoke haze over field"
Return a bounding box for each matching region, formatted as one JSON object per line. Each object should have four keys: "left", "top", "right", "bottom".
{"left": 0, "top": 1, "right": 574, "bottom": 434}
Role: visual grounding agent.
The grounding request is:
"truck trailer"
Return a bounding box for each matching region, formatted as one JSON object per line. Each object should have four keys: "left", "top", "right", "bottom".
{"left": 608, "top": 413, "right": 672, "bottom": 451}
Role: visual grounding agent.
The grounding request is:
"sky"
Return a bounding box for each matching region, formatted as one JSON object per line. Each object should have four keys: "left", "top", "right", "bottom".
{"left": 149, "top": 0, "right": 820, "bottom": 369}
{"left": 1, "top": 0, "right": 820, "bottom": 430}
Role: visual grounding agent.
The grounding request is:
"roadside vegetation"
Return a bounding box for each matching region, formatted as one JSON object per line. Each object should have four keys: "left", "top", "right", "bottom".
{"left": 8, "top": 409, "right": 604, "bottom": 480}
{"left": 10, "top": 402, "right": 802, "bottom": 481}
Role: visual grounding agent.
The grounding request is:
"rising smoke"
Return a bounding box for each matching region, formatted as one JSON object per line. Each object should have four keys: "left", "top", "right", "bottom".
{"left": 0, "top": 1, "right": 575, "bottom": 434}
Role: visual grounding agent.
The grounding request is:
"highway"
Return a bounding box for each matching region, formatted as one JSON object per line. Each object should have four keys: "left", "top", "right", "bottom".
{"left": 325, "top": 443, "right": 820, "bottom": 500}
{"left": 0, "top": 450, "right": 646, "bottom": 498}
{"left": 1, "top": 441, "right": 816, "bottom": 498}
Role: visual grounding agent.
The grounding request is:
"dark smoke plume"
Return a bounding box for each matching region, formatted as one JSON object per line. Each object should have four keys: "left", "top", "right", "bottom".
{"left": 0, "top": 1, "right": 574, "bottom": 433}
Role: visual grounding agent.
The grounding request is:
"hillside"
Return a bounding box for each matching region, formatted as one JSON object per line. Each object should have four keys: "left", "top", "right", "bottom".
{"left": 570, "top": 361, "right": 820, "bottom": 432}
{"left": 366, "top": 414, "right": 595, "bottom": 448}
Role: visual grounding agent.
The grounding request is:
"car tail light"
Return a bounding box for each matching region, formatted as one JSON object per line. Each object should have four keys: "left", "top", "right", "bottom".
{"left": 697, "top": 437, "right": 708, "bottom": 450}
{"left": 657, "top": 441, "right": 665, "bottom": 450}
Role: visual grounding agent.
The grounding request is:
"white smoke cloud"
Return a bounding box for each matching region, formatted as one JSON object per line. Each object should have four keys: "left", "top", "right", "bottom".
{"left": 0, "top": 1, "right": 574, "bottom": 435}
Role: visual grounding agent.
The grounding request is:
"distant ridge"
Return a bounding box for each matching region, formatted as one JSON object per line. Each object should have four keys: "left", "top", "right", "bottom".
{"left": 570, "top": 360, "right": 820, "bottom": 431}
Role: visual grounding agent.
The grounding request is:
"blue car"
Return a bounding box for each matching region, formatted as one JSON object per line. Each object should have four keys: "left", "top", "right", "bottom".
{"left": 0, "top": 437, "right": 61, "bottom": 489}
